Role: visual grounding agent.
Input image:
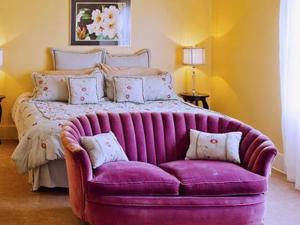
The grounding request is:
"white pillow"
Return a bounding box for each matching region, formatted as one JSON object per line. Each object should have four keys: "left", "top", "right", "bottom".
{"left": 104, "top": 49, "right": 150, "bottom": 68}
{"left": 80, "top": 132, "right": 129, "bottom": 169}
{"left": 51, "top": 48, "right": 104, "bottom": 70}
{"left": 67, "top": 77, "right": 99, "bottom": 105}
{"left": 32, "top": 74, "right": 69, "bottom": 101}
{"left": 32, "top": 69, "right": 105, "bottom": 102}
{"left": 186, "top": 129, "right": 242, "bottom": 164}
{"left": 113, "top": 77, "right": 145, "bottom": 104}
{"left": 143, "top": 73, "right": 177, "bottom": 101}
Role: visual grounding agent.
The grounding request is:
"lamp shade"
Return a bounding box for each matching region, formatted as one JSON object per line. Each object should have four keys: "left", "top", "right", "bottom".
{"left": 183, "top": 48, "right": 205, "bottom": 65}
{"left": 0, "top": 48, "right": 3, "bottom": 67}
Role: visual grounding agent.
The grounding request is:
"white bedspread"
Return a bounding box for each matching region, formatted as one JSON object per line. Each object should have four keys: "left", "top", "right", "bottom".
{"left": 12, "top": 92, "right": 222, "bottom": 174}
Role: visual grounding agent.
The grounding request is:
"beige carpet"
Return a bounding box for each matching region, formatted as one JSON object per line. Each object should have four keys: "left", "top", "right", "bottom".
{"left": 1, "top": 141, "right": 300, "bottom": 225}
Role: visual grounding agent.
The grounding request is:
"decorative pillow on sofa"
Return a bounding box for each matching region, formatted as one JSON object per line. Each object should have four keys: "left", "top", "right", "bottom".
{"left": 67, "top": 77, "right": 99, "bottom": 104}
{"left": 113, "top": 77, "right": 145, "bottom": 104}
{"left": 32, "top": 68, "right": 105, "bottom": 102}
{"left": 104, "top": 49, "right": 151, "bottom": 68}
{"left": 80, "top": 132, "right": 129, "bottom": 169}
{"left": 102, "top": 65, "right": 163, "bottom": 100}
{"left": 186, "top": 129, "right": 242, "bottom": 164}
{"left": 143, "top": 73, "right": 178, "bottom": 101}
{"left": 51, "top": 48, "right": 104, "bottom": 70}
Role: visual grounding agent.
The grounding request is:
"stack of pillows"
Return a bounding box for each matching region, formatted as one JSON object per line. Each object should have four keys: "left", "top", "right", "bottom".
{"left": 32, "top": 48, "right": 177, "bottom": 105}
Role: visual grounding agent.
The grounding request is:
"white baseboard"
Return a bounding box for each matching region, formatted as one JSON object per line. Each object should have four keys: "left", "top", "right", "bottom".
{"left": 0, "top": 125, "right": 18, "bottom": 140}
{"left": 272, "top": 153, "right": 285, "bottom": 174}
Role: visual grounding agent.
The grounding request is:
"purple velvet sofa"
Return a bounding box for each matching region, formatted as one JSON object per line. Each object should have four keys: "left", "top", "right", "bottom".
{"left": 61, "top": 112, "right": 277, "bottom": 225}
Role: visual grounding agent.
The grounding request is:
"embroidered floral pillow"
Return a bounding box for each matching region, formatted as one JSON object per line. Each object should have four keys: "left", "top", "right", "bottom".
{"left": 67, "top": 77, "right": 99, "bottom": 105}
{"left": 143, "top": 73, "right": 178, "bottom": 101}
{"left": 33, "top": 74, "right": 69, "bottom": 101}
{"left": 80, "top": 132, "right": 129, "bottom": 169}
{"left": 32, "top": 69, "right": 105, "bottom": 102}
{"left": 113, "top": 77, "right": 145, "bottom": 104}
{"left": 186, "top": 129, "right": 242, "bottom": 164}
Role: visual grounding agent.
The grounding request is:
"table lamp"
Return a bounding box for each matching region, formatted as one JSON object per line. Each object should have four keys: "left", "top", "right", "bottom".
{"left": 182, "top": 47, "right": 205, "bottom": 95}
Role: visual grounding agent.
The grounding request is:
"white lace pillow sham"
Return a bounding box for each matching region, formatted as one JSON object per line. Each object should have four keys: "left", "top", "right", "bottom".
{"left": 32, "top": 69, "right": 105, "bottom": 102}
{"left": 143, "top": 73, "right": 177, "bottom": 101}
{"left": 186, "top": 129, "right": 242, "bottom": 164}
{"left": 104, "top": 49, "right": 151, "bottom": 68}
{"left": 67, "top": 77, "right": 99, "bottom": 104}
{"left": 51, "top": 48, "right": 104, "bottom": 70}
{"left": 80, "top": 132, "right": 129, "bottom": 169}
{"left": 103, "top": 67, "right": 162, "bottom": 100}
{"left": 113, "top": 77, "right": 145, "bottom": 104}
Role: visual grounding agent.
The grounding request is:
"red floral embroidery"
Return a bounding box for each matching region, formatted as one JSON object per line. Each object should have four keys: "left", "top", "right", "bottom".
{"left": 82, "top": 87, "right": 87, "bottom": 92}
{"left": 127, "top": 85, "right": 132, "bottom": 90}
{"left": 39, "top": 80, "right": 43, "bottom": 84}
{"left": 210, "top": 139, "right": 218, "bottom": 144}
{"left": 162, "top": 77, "right": 166, "bottom": 81}
{"left": 126, "top": 94, "right": 130, "bottom": 99}
{"left": 80, "top": 97, "right": 85, "bottom": 101}
{"left": 43, "top": 87, "right": 48, "bottom": 91}
{"left": 41, "top": 143, "right": 47, "bottom": 149}
{"left": 105, "top": 141, "right": 112, "bottom": 147}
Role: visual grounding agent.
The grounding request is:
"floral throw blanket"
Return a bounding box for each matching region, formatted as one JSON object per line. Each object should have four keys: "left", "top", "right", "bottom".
{"left": 11, "top": 93, "right": 222, "bottom": 174}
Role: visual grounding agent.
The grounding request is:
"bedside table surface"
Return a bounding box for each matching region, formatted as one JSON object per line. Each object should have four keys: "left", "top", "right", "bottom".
{"left": 180, "top": 92, "right": 209, "bottom": 97}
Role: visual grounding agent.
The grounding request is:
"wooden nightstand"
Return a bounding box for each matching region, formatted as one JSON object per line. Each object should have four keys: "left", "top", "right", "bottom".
{"left": 0, "top": 95, "right": 5, "bottom": 144}
{"left": 180, "top": 92, "right": 209, "bottom": 109}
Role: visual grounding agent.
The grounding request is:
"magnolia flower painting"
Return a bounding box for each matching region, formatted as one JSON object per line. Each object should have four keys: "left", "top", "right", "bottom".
{"left": 71, "top": 0, "right": 131, "bottom": 46}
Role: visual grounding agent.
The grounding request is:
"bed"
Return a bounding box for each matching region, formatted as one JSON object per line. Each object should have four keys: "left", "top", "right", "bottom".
{"left": 11, "top": 92, "right": 221, "bottom": 191}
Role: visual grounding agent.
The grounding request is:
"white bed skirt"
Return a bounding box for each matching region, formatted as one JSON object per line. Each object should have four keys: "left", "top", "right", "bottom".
{"left": 28, "top": 159, "right": 68, "bottom": 191}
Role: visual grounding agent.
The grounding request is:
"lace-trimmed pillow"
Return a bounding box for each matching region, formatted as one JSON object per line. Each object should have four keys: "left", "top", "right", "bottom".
{"left": 143, "top": 73, "right": 178, "bottom": 101}
{"left": 80, "top": 132, "right": 129, "bottom": 169}
{"left": 186, "top": 129, "right": 242, "bottom": 164}
{"left": 67, "top": 77, "right": 99, "bottom": 105}
{"left": 32, "top": 68, "right": 104, "bottom": 102}
{"left": 113, "top": 77, "right": 145, "bottom": 104}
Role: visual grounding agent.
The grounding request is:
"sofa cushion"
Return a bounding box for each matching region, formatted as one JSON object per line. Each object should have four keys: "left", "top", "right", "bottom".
{"left": 159, "top": 160, "right": 267, "bottom": 196}
{"left": 88, "top": 161, "right": 180, "bottom": 197}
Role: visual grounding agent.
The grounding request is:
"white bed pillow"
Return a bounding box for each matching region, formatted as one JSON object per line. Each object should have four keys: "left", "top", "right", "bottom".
{"left": 104, "top": 49, "right": 151, "bottom": 68}
{"left": 143, "top": 73, "right": 177, "bottom": 101}
{"left": 80, "top": 132, "right": 128, "bottom": 169}
{"left": 186, "top": 129, "right": 242, "bottom": 164}
{"left": 32, "top": 68, "right": 105, "bottom": 102}
{"left": 51, "top": 48, "right": 104, "bottom": 70}
{"left": 113, "top": 77, "right": 145, "bottom": 104}
{"left": 67, "top": 77, "right": 99, "bottom": 105}
{"left": 103, "top": 66, "right": 163, "bottom": 100}
{"left": 32, "top": 74, "right": 69, "bottom": 101}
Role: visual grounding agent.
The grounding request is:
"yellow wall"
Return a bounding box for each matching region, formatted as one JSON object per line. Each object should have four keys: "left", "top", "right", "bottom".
{"left": 212, "top": 0, "right": 283, "bottom": 152}
{"left": 0, "top": 0, "right": 212, "bottom": 138}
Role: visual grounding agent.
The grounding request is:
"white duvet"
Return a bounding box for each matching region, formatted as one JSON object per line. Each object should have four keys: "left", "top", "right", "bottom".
{"left": 12, "top": 92, "right": 221, "bottom": 174}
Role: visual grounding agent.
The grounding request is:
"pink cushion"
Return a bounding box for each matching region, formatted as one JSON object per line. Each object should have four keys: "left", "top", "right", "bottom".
{"left": 87, "top": 161, "right": 180, "bottom": 197}
{"left": 159, "top": 160, "right": 267, "bottom": 196}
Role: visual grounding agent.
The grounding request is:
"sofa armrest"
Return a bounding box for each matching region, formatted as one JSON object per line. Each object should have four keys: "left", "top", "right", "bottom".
{"left": 61, "top": 130, "right": 93, "bottom": 220}
{"left": 241, "top": 135, "right": 277, "bottom": 177}
{"left": 251, "top": 147, "right": 277, "bottom": 176}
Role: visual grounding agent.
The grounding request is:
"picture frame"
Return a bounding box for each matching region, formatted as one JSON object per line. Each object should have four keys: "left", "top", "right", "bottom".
{"left": 71, "top": 0, "right": 131, "bottom": 46}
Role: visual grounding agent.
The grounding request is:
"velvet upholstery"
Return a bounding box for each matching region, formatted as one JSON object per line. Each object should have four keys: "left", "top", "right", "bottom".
{"left": 159, "top": 160, "right": 267, "bottom": 196}
{"left": 61, "top": 112, "right": 277, "bottom": 225}
{"left": 88, "top": 161, "right": 180, "bottom": 196}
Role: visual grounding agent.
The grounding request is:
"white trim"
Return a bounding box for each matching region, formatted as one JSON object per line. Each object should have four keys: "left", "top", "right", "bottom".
{"left": 272, "top": 153, "right": 285, "bottom": 174}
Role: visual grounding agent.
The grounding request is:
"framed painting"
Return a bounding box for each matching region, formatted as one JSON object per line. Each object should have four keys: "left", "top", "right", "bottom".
{"left": 71, "top": 0, "right": 131, "bottom": 46}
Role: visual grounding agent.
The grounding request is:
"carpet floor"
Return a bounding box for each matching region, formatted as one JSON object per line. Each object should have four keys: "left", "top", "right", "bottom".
{"left": 1, "top": 141, "right": 300, "bottom": 225}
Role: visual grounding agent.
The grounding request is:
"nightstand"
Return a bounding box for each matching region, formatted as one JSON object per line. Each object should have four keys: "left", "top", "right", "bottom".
{"left": 180, "top": 92, "right": 209, "bottom": 109}
{"left": 0, "top": 95, "right": 5, "bottom": 144}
